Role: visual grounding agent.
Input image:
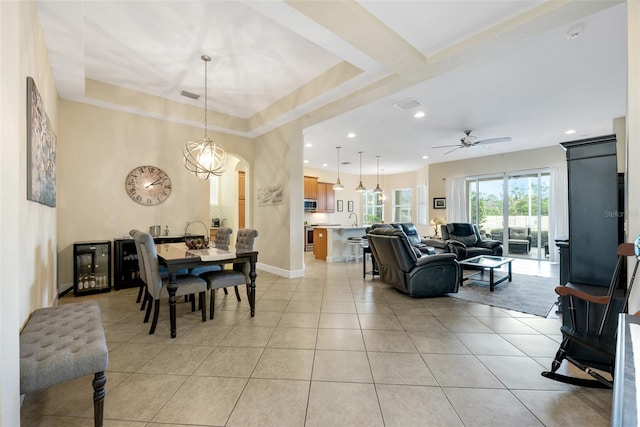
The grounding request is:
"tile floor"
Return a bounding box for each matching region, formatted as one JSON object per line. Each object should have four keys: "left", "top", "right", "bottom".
{"left": 21, "top": 254, "right": 612, "bottom": 426}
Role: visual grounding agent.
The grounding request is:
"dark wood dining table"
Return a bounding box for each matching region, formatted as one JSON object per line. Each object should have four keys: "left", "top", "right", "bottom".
{"left": 156, "top": 242, "right": 258, "bottom": 338}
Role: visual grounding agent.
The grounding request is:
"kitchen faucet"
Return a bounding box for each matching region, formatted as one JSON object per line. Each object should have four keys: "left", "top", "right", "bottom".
{"left": 348, "top": 213, "right": 358, "bottom": 227}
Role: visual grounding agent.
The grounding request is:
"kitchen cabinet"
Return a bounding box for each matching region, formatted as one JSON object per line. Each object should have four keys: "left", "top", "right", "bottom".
{"left": 316, "top": 182, "right": 335, "bottom": 213}
{"left": 304, "top": 176, "right": 318, "bottom": 199}
{"left": 210, "top": 228, "right": 218, "bottom": 242}
{"left": 313, "top": 228, "right": 327, "bottom": 260}
{"left": 73, "top": 241, "right": 111, "bottom": 296}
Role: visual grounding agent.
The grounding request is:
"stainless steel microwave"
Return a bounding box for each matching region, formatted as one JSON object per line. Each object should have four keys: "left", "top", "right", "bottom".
{"left": 304, "top": 199, "right": 317, "bottom": 211}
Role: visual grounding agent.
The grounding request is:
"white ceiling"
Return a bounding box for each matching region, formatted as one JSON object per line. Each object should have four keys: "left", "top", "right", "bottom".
{"left": 35, "top": 0, "right": 627, "bottom": 176}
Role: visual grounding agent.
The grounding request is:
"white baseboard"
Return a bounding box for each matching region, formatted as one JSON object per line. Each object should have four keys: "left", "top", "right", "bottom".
{"left": 257, "top": 262, "right": 304, "bottom": 279}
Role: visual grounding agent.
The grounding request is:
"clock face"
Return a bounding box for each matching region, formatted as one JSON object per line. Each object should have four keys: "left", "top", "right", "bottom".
{"left": 125, "top": 165, "right": 172, "bottom": 206}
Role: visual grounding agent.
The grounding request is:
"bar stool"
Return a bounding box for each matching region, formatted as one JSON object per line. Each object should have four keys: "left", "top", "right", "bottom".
{"left": 346, "top": 237, "right": 363, "bottom": 262}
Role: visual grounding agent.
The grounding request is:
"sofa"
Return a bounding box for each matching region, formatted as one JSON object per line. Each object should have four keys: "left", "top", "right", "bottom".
{"left": 367, "top": 227, "right": 460, "bottom": 297}
{"left": 440, "top": 223, "right": 503, "bottom": 260}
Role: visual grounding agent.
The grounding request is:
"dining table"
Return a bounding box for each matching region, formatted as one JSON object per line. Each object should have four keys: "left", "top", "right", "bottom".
{"left": 156, "top": 242, "right": 258, "bottom": 338}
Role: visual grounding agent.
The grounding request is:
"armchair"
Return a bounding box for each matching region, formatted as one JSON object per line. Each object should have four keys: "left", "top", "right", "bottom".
{"left": 440, "top": 223, "right": 503, "bottom": 260}
{"left": 508, "top": 227, "right": 532, "bottom": 254}
{"left": 367, "top": 227, "right": 460, "bottom": 297}
{"left": 391, "top": 223, "right": 436, "bottom": 255}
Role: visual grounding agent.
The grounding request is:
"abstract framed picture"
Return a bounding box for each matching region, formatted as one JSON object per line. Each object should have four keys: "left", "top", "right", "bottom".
{"left": 433, "top": 197, "right": 446, "bottom": 209}
{"left": 337, "top": 200, "right": 343, "bottom": 212}
{"left": 347, "top": 200, "right": 354, "bottom": 212}
{"left": 27, "top": 77, "right": 57, "bottom": 207}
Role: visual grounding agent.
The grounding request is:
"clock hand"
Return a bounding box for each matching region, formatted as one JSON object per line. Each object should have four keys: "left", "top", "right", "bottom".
{"left": 145, "top": 177, "right": 166, "bottom": 188}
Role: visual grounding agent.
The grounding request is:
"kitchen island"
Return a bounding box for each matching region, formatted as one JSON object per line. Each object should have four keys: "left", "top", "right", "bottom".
{"left": 313, "top": 225, "right": 367, "bottom": 262}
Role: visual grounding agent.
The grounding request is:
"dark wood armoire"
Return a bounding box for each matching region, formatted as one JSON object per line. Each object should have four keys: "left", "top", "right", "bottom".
{"left": 561, "top": 134, "right": 621, "bottom": 287}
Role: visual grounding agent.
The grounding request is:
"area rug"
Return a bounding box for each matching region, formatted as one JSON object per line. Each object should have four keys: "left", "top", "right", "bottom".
{"left": 448, "top": 272, "right": 559, "bottom": 317}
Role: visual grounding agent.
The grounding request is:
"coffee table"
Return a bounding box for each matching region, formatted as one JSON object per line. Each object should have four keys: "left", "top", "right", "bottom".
{"left": 459, "top": 255, "right": 514, "bottom": 291}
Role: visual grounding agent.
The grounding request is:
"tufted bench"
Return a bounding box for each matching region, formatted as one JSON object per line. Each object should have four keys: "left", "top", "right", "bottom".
{"left": 20, "top": 300, "right": 108, "bottom": 427}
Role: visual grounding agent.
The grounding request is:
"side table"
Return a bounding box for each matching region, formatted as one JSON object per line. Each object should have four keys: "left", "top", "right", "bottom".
{"left": 362, "top": 244, "right": 379, "bottom": 279}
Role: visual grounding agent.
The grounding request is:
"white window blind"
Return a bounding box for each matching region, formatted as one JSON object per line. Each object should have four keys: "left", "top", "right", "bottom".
{"left": 209, "top": 175, "right": 219, "bottom": 205}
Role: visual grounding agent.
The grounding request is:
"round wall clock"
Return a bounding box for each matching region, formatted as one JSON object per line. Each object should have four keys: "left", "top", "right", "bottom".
{"left": 125, "top": 165, "right": 172, "bottom": 206}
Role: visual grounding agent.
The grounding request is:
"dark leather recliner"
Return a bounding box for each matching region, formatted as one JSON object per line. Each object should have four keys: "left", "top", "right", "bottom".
{"left": 367, "top": 227, "right": 460, "bottom": 297}
{"left": 441, "top": 223, "right": 503, "bottom": 260}
{"left": 391, "top": 223, "right": 437, "bottom": 255}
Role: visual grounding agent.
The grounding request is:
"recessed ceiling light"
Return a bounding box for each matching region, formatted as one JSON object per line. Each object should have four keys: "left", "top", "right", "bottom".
{"left": 414, "top": 111, "right": 426, "bottom": 118}
{"left": 305, "top": 143, "right": 312, "bottom": 147}
{"left": 347, "top": 132, "right": 356, "bottom": 138}
{"left": 565, "top": 129, "right": 576, "bottom": 135}
{"left": 304, "top": 160, "right": 309, "bottom": 164}
{"left": 422, "top": 155, "right": 429, "bottom": 159}
{"left": 322, "top": 163, "right": 328, "bottom": 167}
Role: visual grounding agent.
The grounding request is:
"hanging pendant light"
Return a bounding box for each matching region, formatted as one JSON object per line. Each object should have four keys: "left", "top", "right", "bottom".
{"left": 183, "top": 55, "right": 227, "bottom": 180}
{"left": 373, "top": 156, "right": 383, "bottom": 193}
{"left": 333, "top": 146, "right": 344, "bottom": 190}
{"left": 355, "top": 151, "right": 367, "bottom": 192}
{"left": 379, "top": 168, "right": 388, "bottom": 203}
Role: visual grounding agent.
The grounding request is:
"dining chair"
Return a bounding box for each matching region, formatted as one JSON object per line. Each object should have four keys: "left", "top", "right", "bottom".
{"left": 189, "top": 227, "right": 233, "bottom": 278}
{"left": 198, "top": 229, "right": 258, "bottom": 319}
{"left": 135, "top": 231, "right": 208, "bottom": 334}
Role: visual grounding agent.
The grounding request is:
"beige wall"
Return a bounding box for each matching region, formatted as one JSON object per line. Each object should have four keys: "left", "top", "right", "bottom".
{"left": 427, "top": 145, "right": 566, "bottom": 223}
{"left": 57, "top": 100, "right": 254, "bottom": 288}
{"left": 1, "top": 1, "right": 58, "bottom": 424}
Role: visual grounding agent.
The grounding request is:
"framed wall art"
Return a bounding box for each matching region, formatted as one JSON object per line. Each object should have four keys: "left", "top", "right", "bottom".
{"left": 433, "top": 197, "right": 446, "bottom": 209}
{"left": 257, "top": 183, "right": 283, "bottom": 206}
{"left": 27, "top": 77, "right": 57, "bottom": 207}
{"left": 347, "top": 200, "right": 354, "bottom": 212}
{"left": 337, "top": 200, "right": 343, "bottom": 212}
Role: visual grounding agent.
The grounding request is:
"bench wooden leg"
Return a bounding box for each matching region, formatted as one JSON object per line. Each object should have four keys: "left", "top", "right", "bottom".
{"left": 93, "top": 371, "right": 106, "bottom": 427}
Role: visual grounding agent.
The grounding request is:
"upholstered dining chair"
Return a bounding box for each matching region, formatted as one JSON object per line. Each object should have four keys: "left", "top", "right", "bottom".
{"left": 135, "top": 231, "right": 208, "bottom": 334}
{"left": 198, "top": 229, "right": 258, "bottom": 319}
{"left": 189, "top": 227, "right": 233, "bottom": 278}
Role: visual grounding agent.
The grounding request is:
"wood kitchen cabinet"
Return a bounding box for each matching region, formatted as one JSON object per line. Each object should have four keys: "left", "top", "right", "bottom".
{"left": 316, "top": 182, "right": 335, "bottom": 213}
{"left": 238, "top": 171, "right": 245, "bottom": 228}
{"left": 304, "top": 176, "right": 318, "bottom": 199}
{"left": 313, "top": 228, "right": 327, "bottom": 260}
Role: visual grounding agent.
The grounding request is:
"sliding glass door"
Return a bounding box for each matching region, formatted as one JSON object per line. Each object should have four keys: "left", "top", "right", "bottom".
{"left": 468, "top": 170, "right": 550, "bottom": 260}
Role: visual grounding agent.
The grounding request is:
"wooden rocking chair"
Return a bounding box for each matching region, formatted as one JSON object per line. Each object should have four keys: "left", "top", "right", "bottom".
{"left": 542, "top": 236, "right": 640, "bottom": 388}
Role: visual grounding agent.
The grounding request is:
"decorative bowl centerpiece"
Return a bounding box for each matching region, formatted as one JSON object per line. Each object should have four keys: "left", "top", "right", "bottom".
{"left": 185, "top": 236, "right": 209, "bottom": 250}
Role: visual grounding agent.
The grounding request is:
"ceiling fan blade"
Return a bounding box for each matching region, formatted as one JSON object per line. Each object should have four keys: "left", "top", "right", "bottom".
{"left": 432, "top": 144, "right": 462, "bottom": 149}
{"left": 444, "top": 146, "right": 463, "bottom": 155}
{"left": 473, "top": 137, "right": 511, "bottom": 146}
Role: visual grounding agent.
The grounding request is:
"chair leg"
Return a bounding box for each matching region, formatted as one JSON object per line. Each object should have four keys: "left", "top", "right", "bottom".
{"left": 136, "top": 283, "right": 144, "bottom": 304}
{"left": 190, "top": 294, "right": 196, "bottom": 312}
{"left": 234, "top": 286, "right": 241, "bottom": 301}
{"left": 143, "top": 293, "right": 152, "bottom": 323}
{"left": 209, "top": 289, "right": 216, "bottom": 320}
{"left": 140, "top": 292, "right": 148, "bottom": 311}
{"left": 149, "top": 299, "right": 160, "bottom": 334}
{"left": 92, "top": 371, "right": 106, "bottom": 427}
{"left": 223, "top": 288, "right": 229, "bottom": 295}
{"left": 200, "top": 292, "right": 206, "bottom": 322}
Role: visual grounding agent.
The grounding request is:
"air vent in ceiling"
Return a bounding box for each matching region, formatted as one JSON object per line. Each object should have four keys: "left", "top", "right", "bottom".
{"left": 180, "top": 90, "right": 200, "bottom": 100}
{"left": 341, "top": 161, "right": 352, "bottom": 165}
{"left": 393, "top": 97, "right": 422, "bottom": 111}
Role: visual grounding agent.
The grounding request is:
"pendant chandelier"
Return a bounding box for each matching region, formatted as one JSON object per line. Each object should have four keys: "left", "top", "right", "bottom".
{"left": 379, "top": 168, "right": 388, "bottom": 203}
{"left": 183, "top": 55, "right": 227, "bottom": 180}
{"left": 355, "top": 151, "right": 366, "bottom": 192}
{"left": 373, "top": 156, "right": 383, "bottom": 193}
{"left": 333, "top": 146, "right": 344, "bottom": 190}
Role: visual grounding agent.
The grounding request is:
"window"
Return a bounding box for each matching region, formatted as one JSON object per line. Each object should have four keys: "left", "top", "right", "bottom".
{"left": 417, "top": 184, "right": 427, "bottom": 225}
{"left": 392, "top": 188, "right": 412, "bottom": 223}
{"left": 363, "top": 191, "right": 383, "bottom": 224}
{"left": 209, "top": 175, "right": 219, "bottom": 206}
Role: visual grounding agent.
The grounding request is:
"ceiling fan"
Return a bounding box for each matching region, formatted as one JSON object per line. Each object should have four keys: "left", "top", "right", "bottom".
{"left": 433, "top": 130, "right": 512, "bottom": 155}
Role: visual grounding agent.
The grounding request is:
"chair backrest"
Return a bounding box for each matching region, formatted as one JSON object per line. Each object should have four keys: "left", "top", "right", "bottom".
{"left": 442, "top": 223, "right": 480, "bottom": 246}
{"left": 135, "top": 232, "right": 163, "bottom": 299}
{"left": 214, "top": 227, "right": 233, "bottom": 248}
{"left": 392, "top": 223, "right": 422, "bottom": 246}
{"left": 509, "top": 227, "right": 530, "bottom": 239}
{"left": 129, "top": 229, "right": 146, "bottom": 283}
{"left": 367, "top": 227, "right": 417, "bottom": 272}
{"left": 236, "top": 229, "right": 258, "bottom": 252}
